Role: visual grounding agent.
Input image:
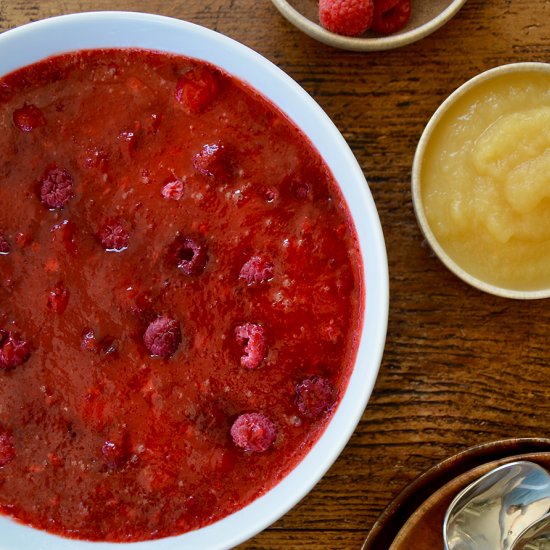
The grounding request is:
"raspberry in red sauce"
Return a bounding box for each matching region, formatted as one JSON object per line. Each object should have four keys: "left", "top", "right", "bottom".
{"left": 193, "top": 143, "right": 230, "bottom": 180}
{"left": 295, "top": 376, "right": 336, "bottom": 418}
{"left": 81, "top": 330, "right": 99, "bottom": 353}
{"left": 235, "top": 323, "right": 267, "bottom": 369}
{"left": 175, "top": 66, "right": 220, "bottom": 113}
{"left": 47, "top": 283, "right": 69, "bottom": 314}
{"left": 99, "top": 219, "right": 129, "bottom": 252}
{"left": 101, "top": 430, "right": 130, "bottom": 469}
{"left": 51, "top": 219, "right": 77, "bottom": 255}
{"left": 239, "top": 256, "right": 274, "bottom": 285}
{"left": 13, "top": 104, "right": 45, "bottom": 132}
{"left": 161, "top": 178, "right": 184, "bottom": 201}
{"left": 0, "top": 428, "right": 15, "bottom": 467}
{"left": 0, "top": 233, "right": 10, "bottom": 254}
{"left": 170, "top": 236, "right": 208, "bottom": 276}
{"left": 39, "top": 166, "right": 75, "bottom": 209}
{"left": 0, "top": 330, "right": 31, "bottom": 370}
{"left": 143, "top": 316, "right": 182, "bottom": 358}
{"left": 230, "top": 413, "right": 276, "bottom": 452}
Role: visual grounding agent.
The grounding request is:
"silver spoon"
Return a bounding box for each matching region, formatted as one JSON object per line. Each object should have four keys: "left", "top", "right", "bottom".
{"left": 444, "top": 461, "right": 550, "bottom": 550}
{"left": 511, "top": 512, "right": 550, "bottom": 550}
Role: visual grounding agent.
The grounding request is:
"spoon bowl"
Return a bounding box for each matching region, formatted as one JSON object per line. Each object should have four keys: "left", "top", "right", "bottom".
{"left": 444, "top": 461, "right": 550, "bottom": 550}
{"left": 511, "top": 513, "right": 550, "bottom": 550}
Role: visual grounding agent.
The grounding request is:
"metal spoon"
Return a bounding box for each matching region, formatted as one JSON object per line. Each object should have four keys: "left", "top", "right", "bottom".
{"left": 444, "top": 461, "right": 550, "bottom": 550}
{"left": 511, "top": 512, "right": 550, "bottom": 550}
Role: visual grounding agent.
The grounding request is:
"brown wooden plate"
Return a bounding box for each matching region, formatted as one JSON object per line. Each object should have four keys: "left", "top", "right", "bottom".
{"left": 362, "top": 438, "right": 550, "bottom": 549}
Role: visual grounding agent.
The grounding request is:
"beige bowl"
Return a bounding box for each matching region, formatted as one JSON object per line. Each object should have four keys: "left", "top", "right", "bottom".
{"left": 270, "top": 0, "right": 468, "bottom": 52}
{"left": 412, "top": 62, "right": 550, "bottom": 300}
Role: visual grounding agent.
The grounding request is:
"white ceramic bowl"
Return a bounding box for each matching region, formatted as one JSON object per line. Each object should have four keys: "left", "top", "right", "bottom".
{"left": 0, "top": 12, "right": 389, "bottom": 549}
{"left": 271, "top": 0, "right": 468, "bottom": 52}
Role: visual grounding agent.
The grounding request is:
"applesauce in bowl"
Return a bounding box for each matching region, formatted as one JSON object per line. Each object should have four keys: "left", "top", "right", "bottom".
{"left": 412, "top": 62, "right": 550, "bottom": 299}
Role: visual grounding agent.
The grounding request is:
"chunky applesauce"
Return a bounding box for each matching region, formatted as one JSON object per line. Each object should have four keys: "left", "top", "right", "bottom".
{"left": 420, "top": 69, "right": 550, "bottom": 291}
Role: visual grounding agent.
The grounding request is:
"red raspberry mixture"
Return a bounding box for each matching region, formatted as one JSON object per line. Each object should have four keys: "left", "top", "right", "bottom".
{"left": 0, "top": 233, "right": 10, "bottom": 254}
{"left": 0, "top": 49, "right": 362, "bottom": 542}
{"left": 0, "top": 428, "right": 15, "bottom": 468}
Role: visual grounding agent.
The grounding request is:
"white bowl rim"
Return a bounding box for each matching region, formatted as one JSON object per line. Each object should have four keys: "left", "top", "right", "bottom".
{"left": 270, "top": 0, "right": 468, "bottom": 52}
{"left": 0, "top": 11, "right": 389, "bottom": 550}
{"left": 412, "top": 61, "right": 550, "bottom": 300}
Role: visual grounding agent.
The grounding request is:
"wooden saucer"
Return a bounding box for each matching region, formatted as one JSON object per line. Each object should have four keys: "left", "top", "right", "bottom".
{"left": 362, "top": 439, "right": 550, "bottom": 549}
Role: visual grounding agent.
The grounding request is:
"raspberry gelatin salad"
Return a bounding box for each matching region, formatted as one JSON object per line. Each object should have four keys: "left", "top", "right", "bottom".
{"left": 0, "top": 12, "right": 388, "bottom": 550}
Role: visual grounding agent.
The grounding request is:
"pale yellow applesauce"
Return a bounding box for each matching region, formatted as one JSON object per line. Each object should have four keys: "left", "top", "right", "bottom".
{"left": 421, "top": 70, "right": 550, "bottom": 291}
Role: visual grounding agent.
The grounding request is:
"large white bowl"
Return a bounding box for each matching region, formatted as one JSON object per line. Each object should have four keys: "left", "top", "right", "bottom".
{"left": 0, "top": 12, "right": 388, "bottom": 550}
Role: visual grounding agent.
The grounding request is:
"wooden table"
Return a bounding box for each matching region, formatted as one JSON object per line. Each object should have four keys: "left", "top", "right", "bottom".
{"left": 2, "top": 0, "right": 549, "bottom": 548}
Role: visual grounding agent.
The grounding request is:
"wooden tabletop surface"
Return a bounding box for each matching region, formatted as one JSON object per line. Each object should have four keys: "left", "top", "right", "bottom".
{"left": 2, "top": 0, "right": 550, "bottom": 548}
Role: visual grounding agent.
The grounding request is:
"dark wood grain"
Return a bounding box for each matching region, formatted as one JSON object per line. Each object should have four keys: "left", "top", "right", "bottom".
{"left": 2, "top": 0, "right": 550, "bottom": 548}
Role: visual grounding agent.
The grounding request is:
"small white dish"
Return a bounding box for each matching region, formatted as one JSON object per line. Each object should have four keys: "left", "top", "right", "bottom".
{"left": 270, "top": 0, "right": 468, "bottom": 52}
{"left": 412, "top": 62, "right": 550, "bottom": 299}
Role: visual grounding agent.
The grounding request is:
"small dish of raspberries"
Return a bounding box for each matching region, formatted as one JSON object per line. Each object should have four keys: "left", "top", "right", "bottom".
{"left": 271, "top": 0, "right": 468, "bottom": 51}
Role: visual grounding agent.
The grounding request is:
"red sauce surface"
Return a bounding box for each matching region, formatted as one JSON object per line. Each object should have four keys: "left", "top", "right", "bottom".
{"left": 0, "top": 49, "right": 363, "bottom": 541}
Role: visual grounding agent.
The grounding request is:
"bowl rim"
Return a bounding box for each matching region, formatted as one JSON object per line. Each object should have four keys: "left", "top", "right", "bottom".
{"left": 0, "top": 10, "right": 389, "bottom": 550}
{"left": 411, "top": 61, "right": 550, "bottom": 300}
{"left": 270, "top": 0, "right": 468, "bottom": 52}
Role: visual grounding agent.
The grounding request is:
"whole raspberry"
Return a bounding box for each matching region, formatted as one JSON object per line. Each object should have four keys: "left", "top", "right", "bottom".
{"left": 175, "top": 66, "right": 220, "bottom": 113}
{"left": 230, "top": 413, "right": 276, "bottom": 452}
{"left": 161, "top": 178, "right": 184, "bottom": 201}
{"left": 143, "top": 316, "right": 181, "bottom": 358}
{"left": 13, "top": 104, "right": 46, "bottom": 132}
{"left": 371, "top": 0, "right": 411, "bottom": 34}
{"left": 319, "top": 0, "right": 374, "bottom": 37}
{"left": 0, "top": 330, "right": 31, "bottom": 370}
{"left": 295, "top": 376, "right": 335, "bottom": 418}
{"left": 193, "top": 143, "right": 230, "bottom": 180}
{"left": 39, "top": 166, "right": 75, "bottom": 209}
{"left": 170, "top": 236, "right": 208, "bottom": 276}
{"left": 99, "top": 219, "right": 129, "bottom": 252}
{"left": 0, "top": 428, "right": 15, "bottom": 467}
{"left": 239, "top": 256, "right": 274, "bottom": 285}
{"left": 235, "top": 323, "right": 267, "bottom": 369}
{"left": 0, "top": 233, "right": 10, "bottom": 254}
